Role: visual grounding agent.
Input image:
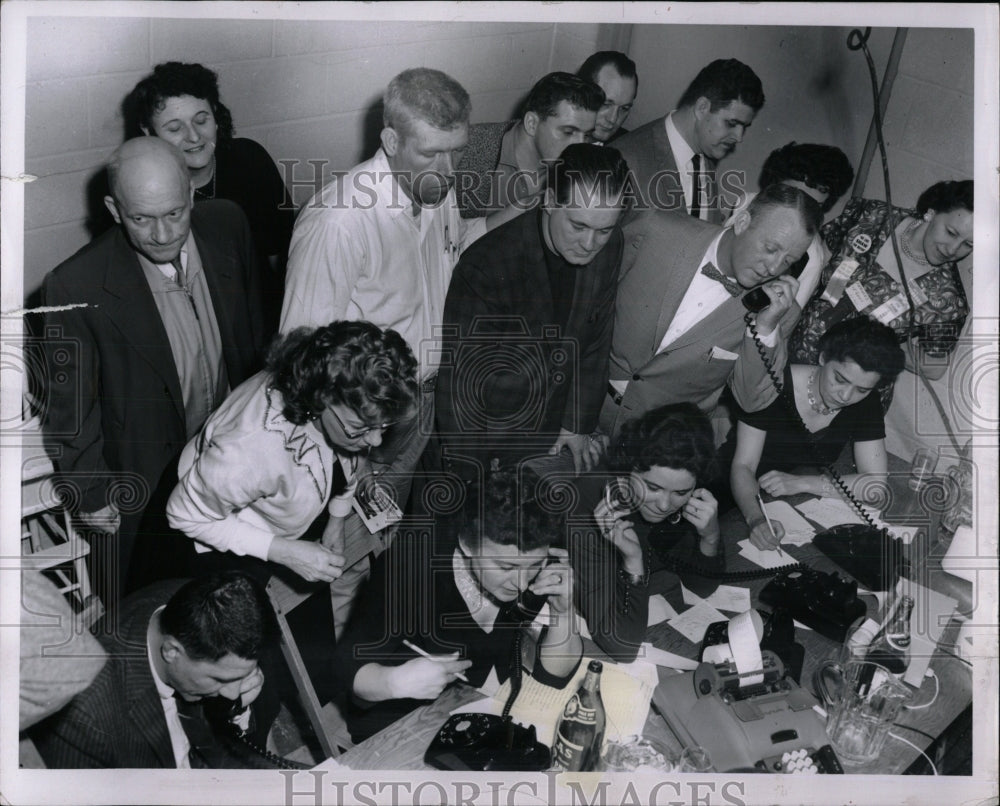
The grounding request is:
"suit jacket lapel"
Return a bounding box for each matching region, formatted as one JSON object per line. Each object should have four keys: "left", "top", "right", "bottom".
{"left": 124, "top": 637, "right": 177, "bottom": 767}
{"left": 193, "top": 216, "right": 239, "bottom": 376}
{"left": 706, "top": 157, "right": 723, "bottom": 225}
{"left": 527, "top": 210, "right": 557, "bottom": 327}
{"left": 650, "top": 221, "right": 720, "bottom": 355}
{"left": 652, "top": 118, "right": 678, "bottom": 175}
{"left": 102, "top": 231, "right": 185, "bottom": 422}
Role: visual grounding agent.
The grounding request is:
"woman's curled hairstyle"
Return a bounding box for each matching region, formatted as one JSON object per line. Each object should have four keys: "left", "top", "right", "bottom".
{"left": 915, "top": 179, "right": 973, "bottom": 216}
{"left": 266, "top": 321, "right": 418, "bottom": 426}
{"left": 612, "top": 403, "right": 718, "bottom": 483}
{"left": 123, "top": 61, "right": 235, "bottom": 141}
{"left": 817, "top": 318, "right": 906, "bottom": 387}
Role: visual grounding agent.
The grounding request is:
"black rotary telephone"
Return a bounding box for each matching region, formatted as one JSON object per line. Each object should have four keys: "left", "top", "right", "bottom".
{"left": 741, "top": 253, "right": 809, "bottom": 313}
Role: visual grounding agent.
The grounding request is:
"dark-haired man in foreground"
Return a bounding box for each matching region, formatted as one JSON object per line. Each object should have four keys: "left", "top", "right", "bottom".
{"left": 34, "top": 572, "right": 280, "bottom": 768}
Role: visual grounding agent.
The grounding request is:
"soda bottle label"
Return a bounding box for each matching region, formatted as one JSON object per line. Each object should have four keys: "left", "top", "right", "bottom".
{"left": 560, "top": 694, "right": 597, "bottom": 725}
{"left": 551, "top": 734, "right": 587, "bottom": 770}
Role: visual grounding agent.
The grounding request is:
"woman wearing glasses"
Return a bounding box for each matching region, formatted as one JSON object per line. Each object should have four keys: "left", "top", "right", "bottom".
{"left": 166, "top": 321, "right": 418, "bottom": 582}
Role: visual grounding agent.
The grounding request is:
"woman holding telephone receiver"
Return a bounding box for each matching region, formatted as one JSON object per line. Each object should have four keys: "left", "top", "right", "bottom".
{"left": 331, "top": 469, "right": 582, "bottom": 742}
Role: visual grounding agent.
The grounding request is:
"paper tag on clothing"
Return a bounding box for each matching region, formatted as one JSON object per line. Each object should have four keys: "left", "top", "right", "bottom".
{"left": 709, "top": 345, "right": 739, "bottom": 362}
{"left": 821, "top": 258, "right": 859, "bottom": 305}
{"left": 906, "top": 279, "right": 929, "bottom": 308}
{"left": 870, "top": 292, "right": 910, "bottom": 325}
{"left": 352, "top": 477, "right": 403, "bottom": 534}
{"left": 844, "top": 281, "right": 873, "bottom": 312}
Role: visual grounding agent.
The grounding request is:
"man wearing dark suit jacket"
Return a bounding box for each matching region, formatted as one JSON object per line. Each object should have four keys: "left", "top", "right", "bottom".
{"left": 41, "top": 138, "right": 264, "bottom": 611}
{"left": 34, "top": 573, "right": 280, "bottom": 769}
{"left": 438, "top": 144, "right": 627, "bottom": 476}
{"left": 600, "top": 184, "right": 823, "bottom": 439}
{"left": 615, "top": 59, "right": 764, "bottom": 222}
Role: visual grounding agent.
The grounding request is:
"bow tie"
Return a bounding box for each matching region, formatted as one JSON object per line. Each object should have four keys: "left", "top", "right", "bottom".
{"left": 700, "top": 262, "right": 743, "bottom": 297}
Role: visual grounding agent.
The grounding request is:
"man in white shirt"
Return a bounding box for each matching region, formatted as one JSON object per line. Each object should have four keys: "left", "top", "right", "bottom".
{"left": 601, "top": 184, "right": 823, "bottom": 439}
{"left": 615, "top": 58, "right": 764, "bottom": 222}
{"left": 280, "top": 68, "right": 511, "bottom": 631}
{"left": 34, "top": 573, "right": 279, "bottom": 769}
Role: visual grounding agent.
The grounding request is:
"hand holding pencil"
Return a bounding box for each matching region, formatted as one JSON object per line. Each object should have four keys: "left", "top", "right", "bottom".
{"left": 750, "top": 492, "right": 786, "bottom": 555}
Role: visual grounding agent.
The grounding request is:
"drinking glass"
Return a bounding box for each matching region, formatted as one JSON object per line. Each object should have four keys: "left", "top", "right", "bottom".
{"left": 908, "top": 448, "right": 938, "bottom": 491}
{"left": 677, "top": 746, "right": 713, "bottom": 773}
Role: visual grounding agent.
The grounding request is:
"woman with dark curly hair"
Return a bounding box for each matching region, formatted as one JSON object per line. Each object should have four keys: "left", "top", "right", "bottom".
{"left": 124, "top": 62, "right": 296, "bottom": 325}
{"left": 331, "top": 469, "right": 582, "bottom": 742}
{"left": 570, "top": 403, "right": 723, "bottom": 662}
{"left": 789, "top": 179, "right": 973, "bottom": 389}
{"left": 729, "top": 317, "right": 905, "bottom": 552}
{"left": 166, "top": 321, "right": 418, "bottom": 583}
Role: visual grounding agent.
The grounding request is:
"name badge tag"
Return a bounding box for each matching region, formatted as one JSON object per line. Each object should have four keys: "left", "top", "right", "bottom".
{"left": 845, "top": 281, "right": 873, "bottom": 312}
{"left": 870, "top": 292, "right": 910, "bottom": 325}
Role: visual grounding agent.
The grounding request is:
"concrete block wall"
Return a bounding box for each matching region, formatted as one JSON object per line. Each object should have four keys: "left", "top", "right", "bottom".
{"left": 21, "top": 17, "right": 612, "bottom": 301}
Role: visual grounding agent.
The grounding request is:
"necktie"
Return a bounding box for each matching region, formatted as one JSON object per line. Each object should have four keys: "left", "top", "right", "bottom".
{"left": 690, "top": 154, "right": 704, "bottom": 220}
{"left": 170, "top": 256, "right": 185, "bottom": 287}
{"left": 700, "top": 262, "right": 742, "bottom": 297}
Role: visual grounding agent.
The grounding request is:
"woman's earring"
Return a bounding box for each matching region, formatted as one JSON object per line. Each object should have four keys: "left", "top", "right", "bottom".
{"left": 668, "top": 511, "right": 683, "bottom": 525}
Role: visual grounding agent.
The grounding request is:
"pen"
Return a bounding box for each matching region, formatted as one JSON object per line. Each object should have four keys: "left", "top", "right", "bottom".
{"left": 402, "top": 639, "right": 470, "bottom": 683}
{"left": 756, "top": 492, "right": 785, "bottom": 557}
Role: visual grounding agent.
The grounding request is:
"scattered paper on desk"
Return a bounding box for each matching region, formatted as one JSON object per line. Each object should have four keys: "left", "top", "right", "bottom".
{"left": 762, "top": 500, "right": 816, "bottom": 545}
{"left": 648, "top": 594, "right": 678, "bottom": 625}
{"left": 478, "top": 666, "right": 501, "bottom": 698}
{"left": 683, "top": 583, "right": 752, "bottom": 613}
{"left": 639, "top": 642, "right": 699, "bottom": 670}
{"left": 737, "top": 538, "right": 790, "bottom": 569}
{"left": 667, "top": 599, "right": 726, "bottom": 643}
{"left": 795, "top": 496, "right": 864, "bottom": 529}
{"left": 454, "top": 657, "right": 658, "bottom": 744}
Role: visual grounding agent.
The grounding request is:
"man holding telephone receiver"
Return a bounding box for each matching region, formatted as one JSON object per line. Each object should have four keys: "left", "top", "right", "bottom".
{"left": 35, "top": 573, "right": 280, "bottom": 769}
{"left": 600, "top": 183, "right": 822, "bottom": 438}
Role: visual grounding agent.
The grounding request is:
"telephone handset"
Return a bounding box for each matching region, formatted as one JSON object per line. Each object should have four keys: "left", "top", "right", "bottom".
{"left": 741, "top": 252, "right": 809, "bottom": 313}
{"left": 201, "top": 695, "right": 308, "bottom": 770}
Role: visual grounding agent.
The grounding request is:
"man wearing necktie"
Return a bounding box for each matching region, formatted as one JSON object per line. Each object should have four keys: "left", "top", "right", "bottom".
{"left": 34, "top": 573, "right": 281, "bottom": 769}
{"left": 601, "top": 184, "right": 823, "bottom": 440}
{"left": 615, "top": 59, "right": 763, "bottom": 221}
{"left": 41, "top": 137, "right": 265, "bottom": 613}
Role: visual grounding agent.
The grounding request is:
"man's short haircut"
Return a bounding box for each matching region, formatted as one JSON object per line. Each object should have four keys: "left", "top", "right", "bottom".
{"left": 758, "top": 142, "right": 854, "bottom": 214}
{"left": 456, "top": 469, "right": 565, "bottom": 554}
{"left": 577, "top": 51, "right": 639, "bottom": 89}
{"left": 546, "top": 143, "right": 630, "bottom": 206}
{"left": 159, "top": 572, "right": 278, "bottom": 662}
{"left": 747, "top": 182, "right": 823, "bottom": 238}
{"left": 266, "top": 320, "right": 419, "bottom": 427}
{"left": 677, "top": 58, "right": 764, "bottom": 113}
{"left": 916, "top": 179, "right": 974, "bottom": 215}
{"left": 817, "top": 317, "right": 905, "bottom": 387}
{"left": 383, "top": 68, "right": 471, "bottom": 139}
{"left": 106, "top": 138, "right": 189, "bottom": 204}
{"left": 524, "top": 72, "right": 605, "bottom": 120}
{"left": 612, "top": 403, "right": 718, "bottom": 483}
{"left": 123, "top": 61, "right": 235, "bottom": 141}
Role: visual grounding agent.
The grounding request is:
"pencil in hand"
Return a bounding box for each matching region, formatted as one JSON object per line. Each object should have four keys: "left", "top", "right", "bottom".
{"left": 402, "top": 639, "right": 470, "bottom": 683}
{"left": 756, "top": 493, "right": 785, "bottom": 557}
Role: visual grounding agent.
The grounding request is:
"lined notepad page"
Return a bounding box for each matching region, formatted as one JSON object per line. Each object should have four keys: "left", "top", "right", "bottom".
{"left": 454, "top": 657, "right": 658, "bottom": 745}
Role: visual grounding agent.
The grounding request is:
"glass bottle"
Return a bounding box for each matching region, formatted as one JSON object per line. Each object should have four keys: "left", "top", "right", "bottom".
{"left": 551, "top": 660, "right": 606, "bottom": 771}
{"left": 866, "top": 595, "right": 914, "bottom": 674}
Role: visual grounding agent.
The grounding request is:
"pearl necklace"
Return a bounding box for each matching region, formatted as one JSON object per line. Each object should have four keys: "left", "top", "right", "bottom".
{"left": 193, "top": 157, "right": 217, "bottom": 200}
{"left": 807, "top": 370, "right": 834, "bottom": 416}
{"left": 900, "top": 220, "right": 930, "bottom": 266}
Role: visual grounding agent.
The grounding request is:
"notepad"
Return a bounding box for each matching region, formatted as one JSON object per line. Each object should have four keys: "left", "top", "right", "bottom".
{"left": 737, "top": 538, "right": 791, "bottom": 569}
{"left": 647, "top": 593, "right": 679, "bottom": 625}
{"left": 638, "top": 642, "right": 699, "bottom": 671}
{"left": 761, "top": 499, "right": 816, "bottom": 545}
{"left": 453, "top": 656, "right": 659, "bottom": 744}
{"left": 683, "top": 583, "right": 752, "bottom": 613}
{"left": 667, "top": 599, "right": 727, "bottom": 643}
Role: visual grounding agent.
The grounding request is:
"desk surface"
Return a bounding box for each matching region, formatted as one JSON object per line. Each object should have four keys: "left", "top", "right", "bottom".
{"left": 336, "top": 478, "right": 972, "bottom": 774}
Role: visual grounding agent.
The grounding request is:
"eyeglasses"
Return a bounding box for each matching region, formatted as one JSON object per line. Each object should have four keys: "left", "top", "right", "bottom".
{"left": 324, "top": 405, "right": 397, "bottom": 440}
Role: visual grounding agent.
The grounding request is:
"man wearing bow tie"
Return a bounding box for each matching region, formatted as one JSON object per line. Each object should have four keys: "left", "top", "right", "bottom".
{"left": 600, "top": 184, "right": 822, "bottom": 439}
